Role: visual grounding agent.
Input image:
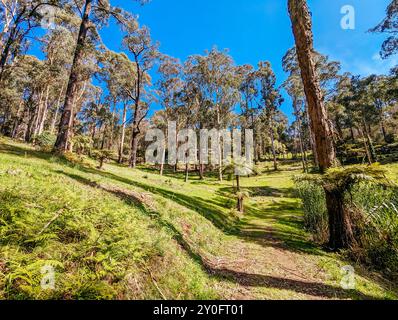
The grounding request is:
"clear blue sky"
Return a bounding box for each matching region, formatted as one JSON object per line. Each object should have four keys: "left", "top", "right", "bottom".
{"left": 31, "top": 0, "right": 396, "bottom": 122}
{"left": 103, "top": 0, "right": 395, "bottom": 121}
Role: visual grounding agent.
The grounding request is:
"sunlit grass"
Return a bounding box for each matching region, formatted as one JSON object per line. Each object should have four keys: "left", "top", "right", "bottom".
{"left": 0, "top": 137, "right": 396, "bottom": 300}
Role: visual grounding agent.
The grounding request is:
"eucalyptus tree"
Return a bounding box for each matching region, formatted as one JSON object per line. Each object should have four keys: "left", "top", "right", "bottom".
{"left": 0, "top": 55, "right": 44, "bottom": 141}
{"left": 283, "top": 74, "right": 308, "bottom": 172}
{"left": 371, "top": 0, "right": 398, "bottom": 59}
{"left": 183, "top": 55, "right": 211, "bottom": 179}
{"left": 156, "top": 55, "right": 184, "bottom": 174}
{"left": 54, "top": 0, "right": 143, "bottom": 153}
{"left": 258, "top": 61, "right": 283, "bottom": 171}
{"left": 185, "top": 48, "right": 240, "bottom": 181}
{"left": 0, "top": 0, "right": 66, "bottom": 81}
{"left": 282, "top": 47, "right": 341, "bottom": 168}
{"left": 288, "top": 0, "right": 357, "bottom": 251}
{"left": 122, "top": 25, "right": 159, "bottom": 168}
{"left": 238, "top": 64, "right": 265, "bottom": 163}
{"left": 99, "top": 50, "right": 137, "bottom": 159}
{"left": 368, "top": 75, "right": 395, "bottom": 143}
{"left": 350, "top": 76, "right": 380, "bottom": 164}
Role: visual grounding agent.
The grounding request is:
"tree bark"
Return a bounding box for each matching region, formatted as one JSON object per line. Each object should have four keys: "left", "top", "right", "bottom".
{"left": 118, "top": 103, "right": 128, "bottom": 163}
{"left": 185, "top": 163, "right": 189, "bottom": 183}
{"left": 38, "top": 85, "right": 51, "bottom": 135}
{"left": 289, "top": 0, "right": 355, "bottom": 251}
{"left": 325, "top": 188, "right": 355, "bottom": 250}
{"left": 270, "top": 124, "right": 278, "bottom": 171}
{"left": 129, "top": 127, "right": 140, "bottom": 168}
{"left": 288, "top": 0, "right": 336, "bottom": 173}
{"left": 50, "top": 83, "right": 65, "bottom": 134}
{"left": 54, "top": 0, "right": 92, "bottom": 153}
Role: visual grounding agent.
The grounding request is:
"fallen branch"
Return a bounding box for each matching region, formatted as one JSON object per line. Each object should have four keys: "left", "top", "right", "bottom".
{"left": 38, "top": 209, "right": 64, "bottom": 235}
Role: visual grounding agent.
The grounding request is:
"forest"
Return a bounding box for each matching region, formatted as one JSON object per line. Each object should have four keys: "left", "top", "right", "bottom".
{"left": 0, "top": 0, "right": 398, "bottom": 301}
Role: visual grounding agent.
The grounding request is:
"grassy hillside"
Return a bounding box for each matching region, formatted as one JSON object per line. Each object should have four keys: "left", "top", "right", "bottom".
{"left": 0, "top": 137, "right": 397, "bottom": 300}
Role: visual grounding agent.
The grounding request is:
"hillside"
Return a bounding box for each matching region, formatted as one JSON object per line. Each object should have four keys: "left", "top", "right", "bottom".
{"left": 0, "top": 138, "right": 396, "bottom": 300}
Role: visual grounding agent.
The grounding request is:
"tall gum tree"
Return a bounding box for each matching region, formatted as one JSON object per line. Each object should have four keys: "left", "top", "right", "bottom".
{"left": 54, "top": 0, "right": 141, "bottom": 153}
{"left": 288, "top": 0, "right": 355, "bottom": 250}
{"left": 122, "top": 25, "right": 159, "bottom": 168}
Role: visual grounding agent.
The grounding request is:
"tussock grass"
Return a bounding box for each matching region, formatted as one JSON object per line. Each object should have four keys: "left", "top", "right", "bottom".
{"left": 1, "top": 138, "right": 397, "bottom": 300}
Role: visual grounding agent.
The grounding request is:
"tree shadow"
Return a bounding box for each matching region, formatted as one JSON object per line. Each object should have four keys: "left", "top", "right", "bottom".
{"left": 217, "top": 186, "right": 296, "bottom": 198}
{"left": 71, "top": 164, "right": 324, "bottom": 255}
{"left": 204, "top": 266, "right": 380, "bottom": 300}
{"left": 54, "top": 170, "right": 209, "bottom": 268}
{"left": 238, "top": 199, "right": 324, "bottom": 255}
{"left": 0, "top": 142, "right": 54, "bottom": 162}
{"left": 65, "top": 166, "right": 240, "bottom": 234}
{"left": 48, "top": 171, "right": 384, "bottom": 300}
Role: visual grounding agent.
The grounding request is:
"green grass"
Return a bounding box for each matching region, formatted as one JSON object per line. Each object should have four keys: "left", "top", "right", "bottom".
{"left": 0, "top": 137, "right": 397, "bottom": 300}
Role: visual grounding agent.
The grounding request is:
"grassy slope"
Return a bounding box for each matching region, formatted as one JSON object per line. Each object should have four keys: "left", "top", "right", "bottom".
{"left": 0, "top": 137, "right": 397, "bottom": 300}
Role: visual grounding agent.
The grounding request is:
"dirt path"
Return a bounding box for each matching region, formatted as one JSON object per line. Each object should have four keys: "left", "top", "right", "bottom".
{"left": 184, "top": 184, "right": 392, "bottom": 300}
{"left": 78, "top": 162, "right": 396, "bottom": 300}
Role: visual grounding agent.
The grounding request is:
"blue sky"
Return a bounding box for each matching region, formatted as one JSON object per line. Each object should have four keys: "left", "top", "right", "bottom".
{"left": 31, "top": 0, "right": 396, "bottom": 122}
{"left": 103, "top": 0, "right": 396, "bottom": 121}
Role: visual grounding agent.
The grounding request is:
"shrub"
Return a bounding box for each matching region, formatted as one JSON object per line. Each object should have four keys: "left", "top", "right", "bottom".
{"left": 34, "top": 132, "right": 56, "bottom": 152}
{"left": 295, "top": 180, "right": 328, "bottom": 243}
{"left": 72, "top": 135, "right": 93, "bottom": 155}
{"left": 91, "top": 150, "right": 115, "bottom": 169}
{"left": 351, "top": 183, "right": 398, "bottom": 278}
{"left": 295, "top": 169, "right": 398, "bottom": 279}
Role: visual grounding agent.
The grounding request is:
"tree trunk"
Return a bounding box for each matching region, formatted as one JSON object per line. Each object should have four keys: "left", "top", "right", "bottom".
{"left": 0, "top": 18, "right": 20, "bottom": 81}
{"left": 38, "top": 85, "right": 51, "bottom": 135}
{"left": 350, "top": 126, "right": 355, "bottom": 142}
{"left": 381, "top": 121, "right": 388, "bottom": 143}
{"left": 54, "top": 0, "right": 92, "bottom": 153}
{"left": 50, "top": 83, "right": 65, "bottom": 134}
{"left": 297, "top": 122, "right": 308, "bottom": 172}
{"left": 289, "top": 0, "right": 356, "bottom": 251}
{"left": 160, "top": 147, "right": 166, "bottom": 175}
{"left": 118, "top": 103, "right": 128, "bottom": 163}
{"left": 185, "top": 163, "right": 189, "bottom": 183}
{"left": 11, "top": 101, "right": 24, "bottom": 138}
{"left": 362, "top": 118, "right": 377, "bottom": 163}
{"left": 98, "top": 158, "right": 104, "bottom": 170}
{"left": 129, "top": 127, "right": 139, "bottom": 168}
{"left": 325, "top": 188, "right": 355, "bottom": 250}
{"left": 270, "top": 126, "right": 278, "bottom": 171}
{"left": 288, "top": 0, "right": 336, "bottom": 173}
{"left": 199, "top": 163, "right": 205, "bottom": 180}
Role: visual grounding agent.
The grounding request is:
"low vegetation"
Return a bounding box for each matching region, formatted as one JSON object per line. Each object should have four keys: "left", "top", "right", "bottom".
{"left": 295, "top": 164, "right": 398, "bottom": 280}
{"left": 1, "top": 138, "right": 397, "bottom": 300}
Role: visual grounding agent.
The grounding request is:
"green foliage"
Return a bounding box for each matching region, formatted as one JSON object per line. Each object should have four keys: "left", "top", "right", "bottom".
{"left": 0, "top": 141, "right": 219, "bottom": 300}
{"left": 34, "top": 132, "right": 56, "bottom": 152}
{"left": 295, "top": 180, "right": 328, "bottom": 243}
{"left": 91, "top": 150, "right": 116, "bottom": 168}
{"left": 295, "top": 165, "right": 398, "bottom": 279}
{"left": 72, "top": 135, "right": 93, "bottom": 155}
{"left": 351, "top": 183, "right": 398, "bottom": 278}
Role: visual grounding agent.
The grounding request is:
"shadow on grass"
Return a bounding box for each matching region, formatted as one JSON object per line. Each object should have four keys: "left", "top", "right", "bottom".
{"left": 139, "top": 166, "right": 224, "bottom": 183}
{"left": 217, "top": 186, "right": 296, "bottom": 198}
{"left": 204, "top": 267, "right": 380, "bottom": 300}
{"left": 52, "top": 171, "right": 382, "bottom": 300}
{"left": 54, "top": 170, "right": 209, "bottom": 268}
{"left": 239, "top": 199, "right": 324, "bottom": 256}
{"left": 69, "top": 165, "right": 240, "bottom": 234}
{"left": 0, "top": 143, "right": 321, "bottom": 255}
{"left": 0, "top": 141, "right": 54, "bottom": 162}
